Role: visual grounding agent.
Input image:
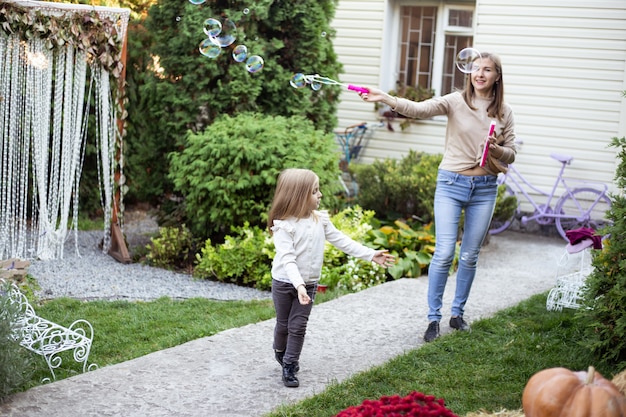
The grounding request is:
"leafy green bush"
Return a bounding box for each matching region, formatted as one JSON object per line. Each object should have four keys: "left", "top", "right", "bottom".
{"left": 319, "top": 206, "right": 385, "bottom": 290}
{"left": 578, "top": 135, "right": 626, "bottom": 369}
{"left": 0, "top": 281, "right": 34, "bottom": 402}
{"left": 194, "top": 224, "right": 274, "bottom": 291}
{"left": 352, "top": 151, "right": 441, "bottom": 222}
{"left": 145, "top": 225, "right": 196, "bottom": 270}
{"left": 169, "top": 112, "right": 342, "bottom": 239}
{"left": 194, "top": 206, "right": 389, "bottom": 292}
{"left": 366, "top": 220, "right": 437, "bottom": 279}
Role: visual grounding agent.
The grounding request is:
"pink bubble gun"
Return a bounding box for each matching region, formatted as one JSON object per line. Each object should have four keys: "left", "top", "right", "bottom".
{"left": 300, "top": 74, "right": 369, "bottom": 94}
{"left": 480, "top": 120, "right": 497, "bottom": 167}
{"left": 347, "top": 84, "right": 370, "bottom": 94}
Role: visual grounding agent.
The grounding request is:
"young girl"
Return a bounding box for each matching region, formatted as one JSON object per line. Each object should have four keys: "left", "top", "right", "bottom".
{"left": 268, "top": 168, "right": 394, "bottom": 387}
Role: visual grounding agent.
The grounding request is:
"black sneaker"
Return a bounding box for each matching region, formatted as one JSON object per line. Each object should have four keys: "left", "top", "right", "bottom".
{"left": 423, "top": 321, "right": 440, "bottom": 342}
{"left": 282, "top": 363, "right": 299, "bottom": 388}
{"left": 449, "top": 316, "right": 470, "bottom": 331}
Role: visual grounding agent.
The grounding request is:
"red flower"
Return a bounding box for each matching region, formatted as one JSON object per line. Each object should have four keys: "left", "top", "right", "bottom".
{"left": 334, "top": 391, "right": 459, "bottom": 417}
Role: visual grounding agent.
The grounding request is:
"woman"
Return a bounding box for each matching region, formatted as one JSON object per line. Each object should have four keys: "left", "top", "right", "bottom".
{"left": 360, "top": 52, "right": 516, "bottom": 342}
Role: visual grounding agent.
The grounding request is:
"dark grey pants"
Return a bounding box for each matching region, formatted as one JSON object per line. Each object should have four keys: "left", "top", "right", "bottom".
{"left": 272, "top": 280, "right": 317, "bottom": 365}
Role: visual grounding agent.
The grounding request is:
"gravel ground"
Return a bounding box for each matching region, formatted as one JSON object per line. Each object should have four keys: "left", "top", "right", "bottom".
{"left": 27, "top": 210, "right": 271, "bottom": 302}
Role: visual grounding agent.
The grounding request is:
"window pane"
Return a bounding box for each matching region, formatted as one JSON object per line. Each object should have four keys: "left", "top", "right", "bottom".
{"left": 398, "top": 6, "right": 436, "bottom": 91}
{"left": 448, "top": 9, "right": 473, "bottom": 28}
{"left": 441, "top": 35, "right": 474, "bottom": 95}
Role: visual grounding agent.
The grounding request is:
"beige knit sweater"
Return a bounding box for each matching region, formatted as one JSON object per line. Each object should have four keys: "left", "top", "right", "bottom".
{"left": 392, "top": 91, "right": 517, "bottom": 176}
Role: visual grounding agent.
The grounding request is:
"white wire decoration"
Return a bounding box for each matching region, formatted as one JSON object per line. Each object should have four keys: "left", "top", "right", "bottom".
{"left": 0, "top": 1, "right": 130, "bottom": 260}
{"left": 546, "top": 244, "right": 593, "bottom": 311}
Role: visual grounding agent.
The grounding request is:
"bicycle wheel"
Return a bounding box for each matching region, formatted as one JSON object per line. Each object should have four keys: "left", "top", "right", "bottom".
{"left": 489, "top": 184, "right": 519, "bottom": 235}
{"left": 555, "top": 187, "right": 612, "bottom": 241}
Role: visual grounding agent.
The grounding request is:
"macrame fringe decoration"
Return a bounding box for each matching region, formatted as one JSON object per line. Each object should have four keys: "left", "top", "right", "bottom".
{"left": 0, "top": 2, "right": 128, "bottom": 261}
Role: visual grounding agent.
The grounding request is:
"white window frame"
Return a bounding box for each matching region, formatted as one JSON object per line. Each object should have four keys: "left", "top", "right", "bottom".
{"left": 382, "top": 1, "right": 476, "bottom": 98}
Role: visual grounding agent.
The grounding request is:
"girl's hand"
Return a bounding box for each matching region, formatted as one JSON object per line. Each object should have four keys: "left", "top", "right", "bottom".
{"left": 297, "top": 285, "right": 311, "bottom": 305}
{"left": 372, "top": 250, "right": 396, "bottom": 268}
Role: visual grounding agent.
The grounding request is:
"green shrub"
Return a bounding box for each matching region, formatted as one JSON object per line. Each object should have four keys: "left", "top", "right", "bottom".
{"left": 0, "top": 281, "right": 34, "bottom": 402}
{"left": 145, "top": 225, "right": 196, "bottom": 270}
{"left": 352, "top": 151, "right": 441, "bottom": 222}
{"left": 169, "top": 112, "right": 342, "bottom": 239}
{"left": 322, "top": 259, "right": 387, "bottom": 292}
{"left": 366, "top": 220, "right": 437, "bottom": 279}
{"left": 578, "top": 135, "right": 626, "bottom": 369}
{"left": 194, "top": 224, "right": 274, "bottom": 291}
{"left": 319, "top": 206, "right": 384, "bottom": 289}
{"left": 194, "top": 206, "right": 388, "bottom": 292}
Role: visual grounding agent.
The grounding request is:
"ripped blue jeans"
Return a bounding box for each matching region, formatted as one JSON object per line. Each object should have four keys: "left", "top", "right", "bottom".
{"left": 427, "top": 169, "right": 498, "bottom": 322}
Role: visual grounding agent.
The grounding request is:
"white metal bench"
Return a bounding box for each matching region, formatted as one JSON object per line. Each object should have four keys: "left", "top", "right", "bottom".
{"left": 1, "top": 279, "right": 97, "bottom": 381}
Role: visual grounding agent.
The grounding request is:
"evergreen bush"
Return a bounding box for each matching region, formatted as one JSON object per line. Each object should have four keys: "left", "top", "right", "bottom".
{"left": 352, "top": 151, "right": 442, "bottom": 223}
{"left": 578, "top": 135, "right": 626, "bottom": 369}
{"left": 145, "top": 225, "right": 197, "bottom": 270}
{"left": 194, "top": 223, "right": 274, "bottom": 291}
{"left": 0, "top": 281, "right": 34, "bottom": 402}
{"left": 169, "top": 112, "right": 342, "bottom": 239}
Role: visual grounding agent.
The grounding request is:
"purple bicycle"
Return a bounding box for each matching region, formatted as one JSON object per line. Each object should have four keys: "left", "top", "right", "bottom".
{"left": 489, "top": 143, "right": 612, "bottom": 241}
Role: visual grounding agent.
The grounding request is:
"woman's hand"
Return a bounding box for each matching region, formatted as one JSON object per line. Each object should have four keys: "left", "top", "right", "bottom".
{"left": 372, "top": 250, "right": 396, "bottom": 268}
{"left": 358, "top": 88, "right": 397, "bottom": 108}
{"left": 487, "top": 134, "right": 504, "bottom": 159}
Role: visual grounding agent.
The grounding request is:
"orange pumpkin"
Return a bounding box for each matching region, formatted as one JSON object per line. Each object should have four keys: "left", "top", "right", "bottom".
{"left": 522, "top": 366, "right": 626, "bottom": 417}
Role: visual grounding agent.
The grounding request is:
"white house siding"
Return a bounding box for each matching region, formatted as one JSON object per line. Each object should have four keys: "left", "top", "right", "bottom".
{"left": 331, "top": 0, "right": 626, "bottom": 213}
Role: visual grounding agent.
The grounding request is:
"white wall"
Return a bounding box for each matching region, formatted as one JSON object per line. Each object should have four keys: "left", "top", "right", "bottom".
{"left": 331, "top": 0, "right": 626, "bottom": 210}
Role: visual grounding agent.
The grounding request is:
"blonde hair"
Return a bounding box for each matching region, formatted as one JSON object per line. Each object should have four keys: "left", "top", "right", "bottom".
{"left": 267, "top": 168, "right": 319, "bottom": 233}
{"left": 462, "top": 51, "right": 504, "bottom": 120}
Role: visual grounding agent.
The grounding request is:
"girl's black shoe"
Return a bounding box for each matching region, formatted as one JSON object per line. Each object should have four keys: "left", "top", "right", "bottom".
{"left": 274, "top": 350, "right": 299, "bottom": 372}
{"left": 282, "top": 363, "right": 299, "bottom": 387}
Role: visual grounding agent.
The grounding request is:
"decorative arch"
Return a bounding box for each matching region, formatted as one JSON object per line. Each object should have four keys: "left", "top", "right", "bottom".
{"left": 0, "top": 0, "right": 130, "bottom": 262}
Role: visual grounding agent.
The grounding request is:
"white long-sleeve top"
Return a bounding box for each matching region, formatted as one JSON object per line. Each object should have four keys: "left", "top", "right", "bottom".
{"left": 271, "top": 210, "right": 376, "bottom": 289}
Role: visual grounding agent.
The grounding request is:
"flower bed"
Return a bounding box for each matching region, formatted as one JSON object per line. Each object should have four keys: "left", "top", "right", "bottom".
{"left": 334, "top": 391, "right": 459, "bottom": 417}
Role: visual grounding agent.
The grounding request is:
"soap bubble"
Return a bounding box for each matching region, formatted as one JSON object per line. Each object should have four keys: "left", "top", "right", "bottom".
{"left": 199, "top": 38, "right": 221, "bottom": 58}
{"left": 232, "top": 45, "right": 248, "bottom": 63}
{"left": 320, "top": 31, "right": 327, "bottom": 37}
{"left": 243, "top": 8, "right": 250, "bottom": 14}
{"left": 188, "top": 0, "right": 205, "bottom": 4}
{"left": 245, "top": 55, "right": 264, "bottom": 73}
{"left": 310, "top": 80, "right": 322, "bottom": 91}
{"left": 455, "top": 47, "right": 481, "bottom": 74}
{"left": 210, "top": 18, "right": 237, "bottom": 47}
{"left": 290, "top": 73, "right": 307, "bottom": 88}
{"left": 203, "top": 18, "right": 222, "bottom": 37}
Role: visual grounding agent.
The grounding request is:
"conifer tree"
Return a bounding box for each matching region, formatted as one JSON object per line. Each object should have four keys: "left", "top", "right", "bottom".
{"left": 579, "top": 123, "right": 626, "bottom": 368}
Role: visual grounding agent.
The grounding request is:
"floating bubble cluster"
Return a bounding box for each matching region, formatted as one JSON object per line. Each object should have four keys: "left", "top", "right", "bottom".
{"left": 455, "top": 47, "right": 482, "bottom": 74}
{"left": 192, "top": 5, "right": 264, "bottom": 73}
